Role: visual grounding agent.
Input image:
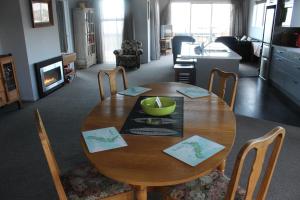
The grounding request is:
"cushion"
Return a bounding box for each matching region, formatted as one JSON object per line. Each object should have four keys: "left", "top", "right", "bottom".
{"left": 119, "top": 55, "right": 138, "bottom": 63}
{"left": 240, "top": 35, "right": 247, "bottom": 41}
{"left": 121, "top": 40, "right": 142, "bottom": 53}
{"left": 166, "top": 170, "right": 246, "bottom": 200}
{"left": 61, "top": 164, "right": 132, "bottom": 200}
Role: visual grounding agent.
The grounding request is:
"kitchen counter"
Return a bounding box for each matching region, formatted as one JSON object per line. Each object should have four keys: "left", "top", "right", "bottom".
{"left": 180, "top": 42, "right": 242, "bottom": 60}
{"left": 179, "top": 42, "right": 241, "bottom": 98}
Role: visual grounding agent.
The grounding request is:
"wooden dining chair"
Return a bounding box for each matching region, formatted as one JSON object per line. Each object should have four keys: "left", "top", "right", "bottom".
{"left": 35, "top": 109, "right": 133, "bottom": 200}
{"left": 164, "top": 126, "right": 285, "bottom": 200}
{"left": 98, "top": 66, "right": 128, "bottom": 101}
{"left": 208, "top": 68, "right": 238, "bottom": 173}
{"left": 208, "top": 68, "right": 238, "bottom": 111}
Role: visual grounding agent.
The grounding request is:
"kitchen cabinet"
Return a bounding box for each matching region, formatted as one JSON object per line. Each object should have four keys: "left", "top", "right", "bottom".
{"left": 270, "top": 45, "right": 300, "bottom": 104}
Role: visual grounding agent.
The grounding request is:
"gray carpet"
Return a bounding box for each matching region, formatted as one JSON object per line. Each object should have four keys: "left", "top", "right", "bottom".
{"left": 0, "top": 55, "right": 299, "bottom": 200}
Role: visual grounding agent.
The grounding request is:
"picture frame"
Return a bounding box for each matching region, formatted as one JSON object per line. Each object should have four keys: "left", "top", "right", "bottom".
{"left": 30, "top": 0, "right": 54, "bottom": 28}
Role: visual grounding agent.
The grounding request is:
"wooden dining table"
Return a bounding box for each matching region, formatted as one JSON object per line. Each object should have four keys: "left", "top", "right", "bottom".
{"left": 81, "top": 82, "right": 236, "bottom": 200}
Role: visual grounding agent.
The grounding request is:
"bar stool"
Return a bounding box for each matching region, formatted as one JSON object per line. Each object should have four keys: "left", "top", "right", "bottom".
{"left": 175, "top": 57, "right": 196, "bottom": 65}
{"left": 174, "top": 57, "right": 196, "bottom": 85}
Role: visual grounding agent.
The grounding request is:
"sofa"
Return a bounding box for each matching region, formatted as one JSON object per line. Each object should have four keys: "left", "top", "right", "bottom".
{"left": 215, "top": 36, "right": 260, "bottom": 62}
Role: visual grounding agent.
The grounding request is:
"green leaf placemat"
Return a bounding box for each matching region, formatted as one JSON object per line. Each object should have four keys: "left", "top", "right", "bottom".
{"left": 164, "top": 135, "right": 225, "bottom": 166}
{"left": 118, "top": 87, "right": 151, "bottom": 96}
{"left": 82, "top": 127, "right": 127, "bottom": 153}
{"left": 177, "top": 87, "right": 210, "bottom": 98}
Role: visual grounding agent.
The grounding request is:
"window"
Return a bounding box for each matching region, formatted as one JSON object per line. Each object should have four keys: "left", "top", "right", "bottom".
{"left": 282, "top": 7, "right": 293, "bottom": 27}
{"left": 171, "top": 2, "right": 190, "bottom": 34}
{"left": 100, "top": 0, "right": 124, "bottom": 63}
{"left": 171, "top": 2, "right": 232, "bottom": 42}
{"left": 252, "top": 3, "right": 266, "bottom": 27}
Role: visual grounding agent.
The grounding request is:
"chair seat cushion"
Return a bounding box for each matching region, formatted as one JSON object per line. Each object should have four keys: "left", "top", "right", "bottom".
{"left": 166, "top": 170, "right": 246, "bottom": 200}
{"left": 61, "top": 164, "right": 132, "bottom": 200}
{"left": 119, "top": 55, "right": 137, "bottom": 59}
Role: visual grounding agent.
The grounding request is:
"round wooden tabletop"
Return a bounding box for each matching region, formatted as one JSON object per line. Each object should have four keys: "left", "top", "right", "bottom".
{"left": 81, "top": 82, "right": 236, "bottom": 187}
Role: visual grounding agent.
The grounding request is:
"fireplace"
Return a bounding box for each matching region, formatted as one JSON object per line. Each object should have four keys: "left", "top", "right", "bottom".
{"left": 35, "top": 56, "right": 64, "bottom": 97}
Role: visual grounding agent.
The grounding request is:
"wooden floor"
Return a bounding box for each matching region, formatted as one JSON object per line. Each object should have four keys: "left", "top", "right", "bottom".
{"left": 235, "top": 77, "right": 300, "bottom": 127}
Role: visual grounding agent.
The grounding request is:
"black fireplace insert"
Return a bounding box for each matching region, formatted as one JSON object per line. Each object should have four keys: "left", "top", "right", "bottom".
{"left": 35, "top": 56, "right": 64, "bottom": 98}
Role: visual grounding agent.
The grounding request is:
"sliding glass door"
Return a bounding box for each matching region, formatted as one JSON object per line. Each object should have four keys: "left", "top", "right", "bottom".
{"left": 100, "top": 0, "right": 124, "bottom": 63}
{"left": 171, "top": 2, "right": 232, "bottom": 43}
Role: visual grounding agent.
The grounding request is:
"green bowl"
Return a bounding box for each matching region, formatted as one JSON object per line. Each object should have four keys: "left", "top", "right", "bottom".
{"left": 140, "top": 97, "right": 176, "bottom": 116}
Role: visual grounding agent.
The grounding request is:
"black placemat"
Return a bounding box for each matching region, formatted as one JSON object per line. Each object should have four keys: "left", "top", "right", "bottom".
{"left": 120, "top": 96, "right": 183, "bottom": 137}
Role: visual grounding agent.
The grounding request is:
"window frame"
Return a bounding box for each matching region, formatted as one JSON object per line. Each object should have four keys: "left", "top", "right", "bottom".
{"left": 171, "top": 2, "right": 232, "bottom": 42}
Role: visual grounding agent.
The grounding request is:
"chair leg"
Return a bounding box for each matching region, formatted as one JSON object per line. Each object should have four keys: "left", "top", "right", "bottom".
{"left": 217, "top": 160, "right": 226, "bottom": 173}
{"left": 17, "top": 100, "right": 23, "bottom": 109}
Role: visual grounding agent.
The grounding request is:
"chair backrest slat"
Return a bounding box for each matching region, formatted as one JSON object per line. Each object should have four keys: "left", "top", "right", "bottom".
{"left": 35, "top": 110, "right": 68, "bottom": 200}
{"left": 208, "top": 68, "right": 238, "bottom": 111}
{"left": 98, "top": 66, "right": 128, "bottom": 101}
{"left": 225, "top": 127, "right": 285, "bottom": 200}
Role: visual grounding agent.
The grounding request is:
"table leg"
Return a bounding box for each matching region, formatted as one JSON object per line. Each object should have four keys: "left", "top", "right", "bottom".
{"left": 217, "top": 159, "right": 226, "bottom": 173}
{"left": 135, "top": 186, "right": 147, "bottom": 200}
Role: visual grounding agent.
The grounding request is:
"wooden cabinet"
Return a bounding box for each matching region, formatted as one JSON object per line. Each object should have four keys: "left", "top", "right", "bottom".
{"left": 160, "top": 38, "right": 172, "bottom": 55}
{"left": 270, "top": 45, "right": 300, "bottom": 105}
{"left": 62, "top": 53, "right": 77, "bottom": 82}
{"left": 0, "top": 55, "right": 22, "bottom": 108}
{"left": 73, "top": 8, "right": 96, "bottom": 69}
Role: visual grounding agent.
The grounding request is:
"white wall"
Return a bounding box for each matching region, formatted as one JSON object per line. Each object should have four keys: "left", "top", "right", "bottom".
{"left": 291, "top": 0, "right": 300, "bottom": 27}
{"left": 0, "top": 0, "right": 34, "bottom": 100}
{"left": 247, "top": 0, "right": 264, "bottom": 40}
{"left": 0, "top": 0, "right": 62, "bottom": 101}
{"left": 19, "top": 0, "right": 61, "bottom": 100}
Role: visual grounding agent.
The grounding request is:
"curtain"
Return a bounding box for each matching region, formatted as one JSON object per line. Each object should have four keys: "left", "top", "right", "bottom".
{"left": 93, "top": 0, "right": 103, "bottom": 63}
{"left": 56, "top": 0, "right": 68, "bottom": 52}
{"left": 99, "top": 0, "right": 124, "bottom": 64}
{"left": 160, "top": 0, "right": 171, "bottom": 25}
{"left": 150, "top": 0, "right": 160, "bottom": 60}
{"left": 123, "top": 0, "right": 135, "bottom": 40}
{"left": 172, "top": 0, "right": 231, "bottom": 3}
{"left": 231, "top": 0, "right": 249, "bottom": 36}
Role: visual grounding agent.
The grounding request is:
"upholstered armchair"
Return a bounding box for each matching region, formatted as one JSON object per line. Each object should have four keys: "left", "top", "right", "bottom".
{"left": 113, "top": 40, "right": 143, "bottom": 69}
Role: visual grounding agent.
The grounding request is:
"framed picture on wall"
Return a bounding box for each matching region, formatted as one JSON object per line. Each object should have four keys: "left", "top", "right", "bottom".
{"left": 30, "top": 0, "right": 54, "bottom": 28}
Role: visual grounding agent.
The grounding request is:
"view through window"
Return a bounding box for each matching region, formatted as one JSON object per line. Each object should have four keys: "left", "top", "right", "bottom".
{"left": 252, "top": 3, "right": 266, "bottom": 27}
{"left": 171, "top": 2, "right": 232, "bottom": 43}
{"left": 100, "top": 0, "right": 124, "bottom": 63}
